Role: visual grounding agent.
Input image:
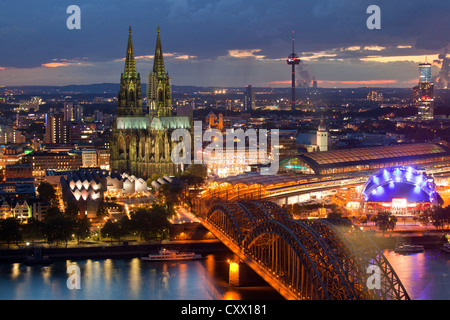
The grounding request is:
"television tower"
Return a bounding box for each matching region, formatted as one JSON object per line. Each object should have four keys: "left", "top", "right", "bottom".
{"left": 286, "top": 31, "right": 300, "bottom": 112}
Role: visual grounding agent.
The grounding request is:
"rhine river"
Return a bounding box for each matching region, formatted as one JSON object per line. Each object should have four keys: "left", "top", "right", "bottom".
{"left": 0, "top": 250, "right": 448, "bottom": 300}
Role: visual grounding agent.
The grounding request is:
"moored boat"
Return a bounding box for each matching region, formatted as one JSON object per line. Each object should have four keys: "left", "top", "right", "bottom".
{"left": 141, "top": 248, "right": 202, "bottom": 261}
{"left": 394, "top": 244, "right": 424, "bottom": 254}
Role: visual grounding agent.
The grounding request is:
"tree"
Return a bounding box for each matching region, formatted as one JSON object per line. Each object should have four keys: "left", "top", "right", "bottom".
{"left": 37, "top": 182, "right": 58, "bottom": 207}
{"left": 0, "top": 218, "right": 22, "bottom": 247}
{"left": 22, "top": 218, "right": 45, "bottom": 243}
{"left": 46, "top": 206, "right": 62, "bottom": 218}
{"left": 96, "top": 202, "right": 109, "bottom": 219}
{"left": 101, "top": 219, "right": 127, "bottom": 243}
{"left": 429, "top": 206, "right": 450, "bottom": 230}
{"left": 101, "top": 220, "right": 118, "bottom": 243}
{"left": 118, "top": 216, "right": 132, "bottom": 236}
{"left": 413, "top": 211, "right": 431, "bottom": 226}
{"left": 327, "top": 210, "right": 351, "bottom": 223}
{"left": 74, "top": 217, "right": 92, "bottom": 244}
{"left": 129, "top": 205, "right": 171, "bottom": 241}
{"left": 180, "top": 164, "right": 207, "bottom": 211}
{"left": 159, "top": 182, "right": 183, "bottom": 217}
{"left": 373, "top": 211, "right": 397, "bottom": 236}
{"left": 43, "top": 214, "right": 76, "bottom": 247}
{"left": 64, "top": 201, "right": 80, "bottom": 218}
{"left": 184, "top": 164, "right": 208, "bottom": 180}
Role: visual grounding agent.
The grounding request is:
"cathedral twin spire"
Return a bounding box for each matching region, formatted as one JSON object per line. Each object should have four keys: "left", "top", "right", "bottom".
{"left": 153, "top": 27, "right": 166, "bottom": 77}
{"left": 124, "top": 26, "right": 138, "bottom": 79}
{"left": 119, "top": 26, "right": 171, "bottom": 118}
{"left": 118, "top": 26, "right": 142, "bottom": 116}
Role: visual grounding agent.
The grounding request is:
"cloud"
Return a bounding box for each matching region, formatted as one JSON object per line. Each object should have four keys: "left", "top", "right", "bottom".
{"left": 41, "top": 58, "right": 91, "bottom": 68}
{"left": 165, "top": 53, "right": 198, "bottom": 60}
{"left": 342, "top": 46, "right": 361, "bottom": 52}
{"left": 266, "top": 80, "right": 291, "bottom": 85}
{"left": 227, "top": 49, "right": 266, "bottom": 60}
{"left": 360, "top": 54, "right": 439, "bottom": 64}
{"left": 301, "top": 51, "right": 338, "bottom": 61}
{"left": 318, "top": 80, "right": 398, "bottom": 85}
{"left": 363, "top": 46, "right": 386, "bottom": 52}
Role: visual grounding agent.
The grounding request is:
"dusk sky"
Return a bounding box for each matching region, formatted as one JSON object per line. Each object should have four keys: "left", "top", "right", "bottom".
{"left": 1, "top": 0, "right": 449, "bottom": 88}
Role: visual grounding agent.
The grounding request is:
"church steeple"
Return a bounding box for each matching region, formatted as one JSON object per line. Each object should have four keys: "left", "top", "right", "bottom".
{"left": 147, "top": 27, "right": 172, "bottom": 117}
{"left": 118, "top": 26, "right": 143, "bottom": 116}
{"left": 124, "top": 26, "right": 137, "bottom": 78}
{"left": 153, "top": 27, "right": 166, "bottom": 76}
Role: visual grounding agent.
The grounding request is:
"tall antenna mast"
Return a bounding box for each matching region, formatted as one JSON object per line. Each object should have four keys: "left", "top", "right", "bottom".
{"left": 292, "top": 30, "right": 295, "bottom": 54}
{"left": 287, "top": 30, "right": 300, "bottom": 112}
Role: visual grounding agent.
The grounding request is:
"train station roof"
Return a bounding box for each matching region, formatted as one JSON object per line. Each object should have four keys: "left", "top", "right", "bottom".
{"left": 297, "top": 143, "right": 450, "bottom": 174}
{"left": 212, "top": 172, "right": 307, "bottom": 186}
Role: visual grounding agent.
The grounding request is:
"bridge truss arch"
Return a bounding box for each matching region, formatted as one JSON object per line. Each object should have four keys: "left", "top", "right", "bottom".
{"left": 200, "top": 200, "right": 410, "bottom": 300}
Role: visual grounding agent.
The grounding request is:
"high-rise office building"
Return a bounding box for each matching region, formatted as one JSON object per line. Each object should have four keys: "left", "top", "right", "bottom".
{"left": 417, "top": 61, "right": 434, "bottom": 120}
{"left": 94, "top": 110, "right": 104, "bottom": 122}
{"left": 44, "top": 113, "right": 66, "bottom": 144}
{"left": 244, "top": 85, "right": 256, "bottom": 111}
{"left": 74, "top": 104, "right": 84, "bottom": 122}
{"left": 63, "top": 102, "right": 74, "bottom": 122}
{"left": 419, "top": 62, "right": 432, "bottom": 83}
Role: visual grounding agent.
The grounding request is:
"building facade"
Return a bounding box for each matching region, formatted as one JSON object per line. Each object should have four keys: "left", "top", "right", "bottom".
{"left": 45, "top": 113, "right": 66, "bottom": 144}
{"left": 5, "top": 164, "right": 33, "bottom": 180}
{"left": 244, "top": 85, "right": 256, "bottom": 111}
{"left": 417, "top": 62, "right": 434, "bottom": 120}
{"left": 23, "top": 151, "right": 82, "bottom": 176}
{"left": 110, "top": 27, "right": 191, "bottom": 179}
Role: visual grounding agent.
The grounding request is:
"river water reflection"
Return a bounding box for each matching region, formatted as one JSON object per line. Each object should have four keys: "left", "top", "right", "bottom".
{"left": 383, "top": 249, "right": 450, "bottom": 300}
{"left": 0, "top": 252, "right": 282, "bottom": 300}
{"left": 0, "top": 250, "right": 448, "bottom": 300}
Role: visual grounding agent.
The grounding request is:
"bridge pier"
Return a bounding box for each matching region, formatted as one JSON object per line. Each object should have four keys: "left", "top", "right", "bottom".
{"left": 228, "top": 260, "right": 263, "bottom": 287}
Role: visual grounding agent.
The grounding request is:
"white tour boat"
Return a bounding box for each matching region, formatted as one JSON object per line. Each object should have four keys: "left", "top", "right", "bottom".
{"left": 394, "top": 244, "right": 424, "bottom": 254}
{"left": 141, "top": 248, "right": 202, "bottom": 261}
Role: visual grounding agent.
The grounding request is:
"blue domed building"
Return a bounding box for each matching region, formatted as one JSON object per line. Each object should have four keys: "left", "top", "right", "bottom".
{"left": 361, "top": 165, "right": 443, "bottom": 216}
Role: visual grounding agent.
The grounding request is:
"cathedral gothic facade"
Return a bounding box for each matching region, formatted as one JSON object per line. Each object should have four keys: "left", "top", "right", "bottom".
{"left": 110, "top": 27, "right": 191, "bottom": 179}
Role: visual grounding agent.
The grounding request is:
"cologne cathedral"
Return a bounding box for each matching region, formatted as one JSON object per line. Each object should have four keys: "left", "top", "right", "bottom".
{"left": 110, "top": 27, "right": 191, "bottom": 179}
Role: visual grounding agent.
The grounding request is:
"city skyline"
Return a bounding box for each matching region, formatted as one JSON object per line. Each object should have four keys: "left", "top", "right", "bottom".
{"left": 0, "top": 0, "right": 449, "bottom": 88}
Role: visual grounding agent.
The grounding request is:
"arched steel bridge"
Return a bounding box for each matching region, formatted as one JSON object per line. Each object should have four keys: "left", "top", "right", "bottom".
{"left": 198, "top": 200, "right": 409, "bottom": 300}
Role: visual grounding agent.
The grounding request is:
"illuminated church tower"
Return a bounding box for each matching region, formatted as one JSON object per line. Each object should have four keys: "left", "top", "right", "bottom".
{"left": 316, "top": 118, "right": 328, "bottom": 152}
{"left": 118, "top": 27, "right": 143, "bottom": 116}
{"left": 147, "top": 27, "right": 172, "bottom": 117}
{"left": 111, "top": 27, "right": 191, "bottom": 179}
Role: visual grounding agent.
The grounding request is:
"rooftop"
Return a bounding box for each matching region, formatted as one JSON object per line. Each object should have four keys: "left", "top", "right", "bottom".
{"left": 212, "top": 172, "right": 308, "bottom": 186}
{"left": 298, "top": 143, "right": 450, "bottom": 172}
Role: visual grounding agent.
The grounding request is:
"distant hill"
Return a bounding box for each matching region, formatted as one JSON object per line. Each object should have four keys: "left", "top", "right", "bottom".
{"left": 1, "top": 83, "right": 420, "bottom": 96}
{"left": 58, "top": 83, "right": 121, "bottom": 93}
